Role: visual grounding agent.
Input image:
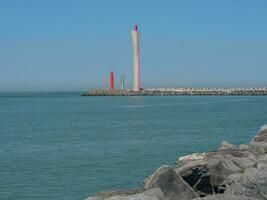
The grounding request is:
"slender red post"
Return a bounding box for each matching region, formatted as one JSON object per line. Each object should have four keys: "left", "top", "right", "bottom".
{"left": 110, "top": 72, "right": 115, "bottom": 90}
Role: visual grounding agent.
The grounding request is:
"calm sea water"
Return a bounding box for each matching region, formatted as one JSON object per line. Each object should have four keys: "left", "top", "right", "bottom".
{"left": 0, "top": 92, "right": 267, "bottom": 200}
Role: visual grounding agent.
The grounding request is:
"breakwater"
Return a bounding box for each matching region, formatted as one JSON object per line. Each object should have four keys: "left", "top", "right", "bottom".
{"left": 81, "top": 87, "right": 267, "bottom": 96}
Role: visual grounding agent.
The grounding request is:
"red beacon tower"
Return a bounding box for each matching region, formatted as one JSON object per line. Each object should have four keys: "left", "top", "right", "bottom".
{"left": 110, "top": 71, "right": 115, "bottom": 90}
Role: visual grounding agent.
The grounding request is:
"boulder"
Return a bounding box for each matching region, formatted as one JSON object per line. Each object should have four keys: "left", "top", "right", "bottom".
{"left": 219, "top": 141, "right": 238, "bottom": 150}
{"left": 258, "top": 154, "right": 267, "bottom": 164}
{"left": 143, "top": 165, "right": 199, "bottom": 200}
{"left": 218, "top": 164, "right": 267, "bottom": 200}
{"left": 252, "top": 125, "right": 267, "bottom": 143}
{"left": 88, "top": 189, "right": 139, "bottom": 200}
{"left": 205, "top": 149, "right": 257, "bottom": 190}
{"left": 248, "top": 125, "right": 267, "bottom": 156}
{"left": 241, "top": 165, "right": 267, "bottom": 200}
{"left": 192, "top": 194, "right": 259, "bottom": 200}
{"left": 87, "top": 165, "right": 199, "bottom": 200}
{"left": 94, "top": 188, "right": 165, "bottom": 200}
{"left": 176, "top": 149, "right": 257, "bottom": 194}
{"left": 177, "top": 153, "right": 206, "bottom": 166}
{"left": 176, "top": 160, "right": 213, "bottom": 196}
{"left": 239, "top": 144, "right": 249, "bottom": 151}
{"left": 86, "top": 188, "right": 164, "bottom": 200}
{"left": 218, "top": 173, "right": 243, "bottom": 195}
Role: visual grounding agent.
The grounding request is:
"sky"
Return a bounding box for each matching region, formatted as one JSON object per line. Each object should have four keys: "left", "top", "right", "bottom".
{"left": 1, "top": 0, "right": 267, "bottom": 92}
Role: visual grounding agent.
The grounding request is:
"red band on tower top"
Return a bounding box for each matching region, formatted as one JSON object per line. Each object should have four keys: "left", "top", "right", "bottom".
{"left": 134, "top": 25, "right": 138, "bottom": 31}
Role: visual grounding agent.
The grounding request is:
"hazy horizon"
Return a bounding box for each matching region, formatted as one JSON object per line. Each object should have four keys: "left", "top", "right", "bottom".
{"left": 1, "top": 0, "right": 267, "bottom": 92}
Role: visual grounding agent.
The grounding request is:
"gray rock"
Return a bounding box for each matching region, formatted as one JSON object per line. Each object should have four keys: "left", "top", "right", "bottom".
{"left": 248, "top": 125, "right": 267, "bottom": 156}
{"left": 247, "top": 142, "right": 267, "bottom": 156}
{"left": 87, "top": 165, "right": 199, "bottom": 200}
{"left": 86, "top": 188, "right": 165, "bottom": 200}
{"left": 258, "top": 154, "right": 267, "bottom": 164}
{"left": 143, "top": 165, "right": 199, "bottom": 200}
{"left": 176, "top": 160, "right": 213, "bottom": 196}
{"left": 239, "top": 144, "right": 249, "bottom": 151}
{"left": 100, "top": 188, "right": 165, "bottom": 200}
{"left": 86, "top": 197, "right": 99, "bottom": 200}
{"left": 219, "top": 141, "right": 238, "bottom": 150}
{"left": 206, "top": 149, "right": 257, "bottom": 189}
{"left": 93, "top": 189, "right": 139, "bottom": 199}
{"left": 241, "top": 165, "right": 267, "bottom": 200}
{"left": 252, "top": 125, "right": 267, "bottom": 143}
{"left": 218, "top": 173, "right": 243, "bottom": 195}
{"left": 177, "top": 153, "right": 206, "bottom": 166}
{"left": 192, "top": 194, "right": 259, "bottom": 200}
{"left": 219, "top": 164, "right": 267, "bottom": 200}
{"left": 175, "top": 149, "right": 257, "bottom": 195}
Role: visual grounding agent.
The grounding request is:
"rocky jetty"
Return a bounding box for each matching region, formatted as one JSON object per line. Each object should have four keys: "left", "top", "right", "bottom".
{"left": 86, "top": 125, "right": 267, "bottom": 200}
{"left": 81, "top": 88, "right": 267, "bottom": 96}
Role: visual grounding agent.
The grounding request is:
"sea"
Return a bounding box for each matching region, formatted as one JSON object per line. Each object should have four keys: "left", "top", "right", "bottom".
{"left": 0, "top": 92, "right": 267, "bottom": 200}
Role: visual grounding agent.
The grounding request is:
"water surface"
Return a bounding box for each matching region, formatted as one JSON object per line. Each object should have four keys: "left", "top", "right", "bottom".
{"left": 0, "top": 93, "right": 266, "bottom": 200}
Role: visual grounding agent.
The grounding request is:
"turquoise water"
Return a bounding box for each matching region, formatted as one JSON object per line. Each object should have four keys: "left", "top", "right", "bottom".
{"left": 0, "top": 93, "right": 267, "bottom": 200}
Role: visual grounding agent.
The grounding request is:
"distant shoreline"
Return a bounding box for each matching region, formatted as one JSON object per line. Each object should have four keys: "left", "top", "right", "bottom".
{"left": 81, "top": 87, "right": 267, "bottom": 96}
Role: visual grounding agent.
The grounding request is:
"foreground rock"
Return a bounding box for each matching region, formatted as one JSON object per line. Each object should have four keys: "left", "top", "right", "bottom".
{"left": 176, "top": 145, "right": 257, "bottom": 196}
{"left": 86, "top": 125, "right": 267, "bottom": 200}
{"left": 143, "top": 165, "right": 198, "bottom": 200}
{"left": 247, "top": 125, "right": 267, "bottom": 156}
{"left": 87, "top": 166, "right": 198, "bottom": 200}
{"left": 87, "top": 188, "right": 165, "bottom": 200}
{"left": 192, "top": 194, "right": 258, "bottom": 200}
{"left": 218, "top": 126, "right": 267, "bottom": 200}
{"left": 176, "top": 160, "right": 212, "bottom": 196}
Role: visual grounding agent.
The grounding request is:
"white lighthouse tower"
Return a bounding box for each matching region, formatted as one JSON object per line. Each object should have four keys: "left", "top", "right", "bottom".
{"left": 131, "top": 25, "right": 141, "bottom": 92}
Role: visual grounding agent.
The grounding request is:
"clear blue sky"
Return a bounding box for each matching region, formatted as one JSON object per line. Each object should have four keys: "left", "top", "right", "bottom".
{"left": 1, "top": 0, "right": 267, "bottom": 91}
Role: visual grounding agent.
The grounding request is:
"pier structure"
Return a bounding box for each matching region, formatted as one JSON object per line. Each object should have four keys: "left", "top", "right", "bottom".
{"left": 82, "top": 87, "right": 267, "bottom": 96}
{"left": 85, "top": 25, "right": 267, "bottom": 97}
{"left": 131, "top": 25, "right": 141, "bottom": 91}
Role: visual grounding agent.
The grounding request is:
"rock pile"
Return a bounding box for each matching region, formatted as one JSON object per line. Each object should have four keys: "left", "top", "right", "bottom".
{"left": 86, "top": 125, "right": 267, "bottom": 200}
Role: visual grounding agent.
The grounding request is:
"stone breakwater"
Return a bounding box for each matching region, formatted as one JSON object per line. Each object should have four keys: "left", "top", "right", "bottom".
{"left": 81, "top": 88, "right": 267, "bottom": 96}
{"left": 86, "top": 125, "right": 267, "bottom": 200}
